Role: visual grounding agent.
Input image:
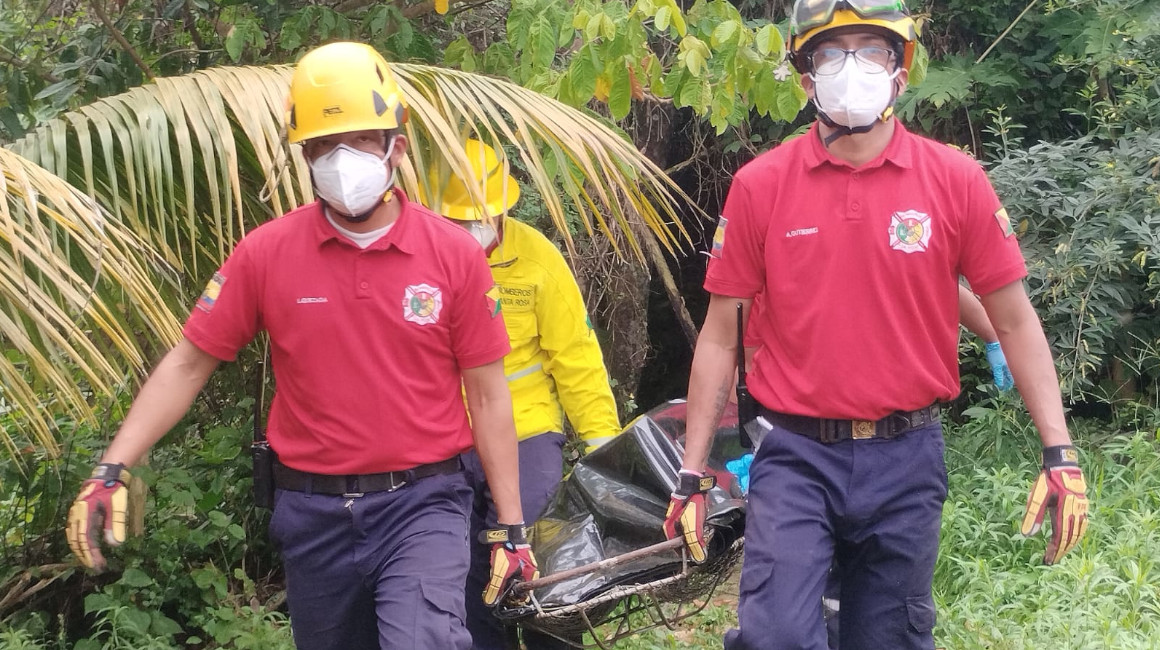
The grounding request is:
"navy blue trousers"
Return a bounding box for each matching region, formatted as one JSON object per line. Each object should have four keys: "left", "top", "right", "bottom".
{"left": 269, "top": 469, "right": 474, "bottom": 650}
{"left": 462, "top": 433, "right": 568, "bottom": 650}
{"left": 725, "top": 423, "right": 947, "bottom": 650}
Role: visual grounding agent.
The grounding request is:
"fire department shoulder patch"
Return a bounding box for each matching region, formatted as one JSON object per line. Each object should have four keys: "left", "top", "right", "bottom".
{"left": 196, "top": 272, "right": 227, "bottom": 313}
{"left": 888, "top": 210, "right": 933, "bottom": 253}
{"left": 994, "top": 207, "right": 1014, "bottom": 238}
{"left": 402, "top": 283, "right": 443, "bottom": 325}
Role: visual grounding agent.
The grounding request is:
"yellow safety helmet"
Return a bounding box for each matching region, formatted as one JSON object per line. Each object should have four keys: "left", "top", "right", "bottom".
{"left": 788, "top": 0, "right": 918, "bottom": 74}
{"left": 286, "top": 42, "right": 408, "bottom": 144}
{"left": 435, "top": 139, "right": 521, "bottom": 221}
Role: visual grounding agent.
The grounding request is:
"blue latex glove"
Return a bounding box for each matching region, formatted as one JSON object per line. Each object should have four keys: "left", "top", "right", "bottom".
{"left": 725, "top": 453, "right": 754, "bottom": 495}
{"left": 984, "top": 341, "right": 1015, "bottom": 391}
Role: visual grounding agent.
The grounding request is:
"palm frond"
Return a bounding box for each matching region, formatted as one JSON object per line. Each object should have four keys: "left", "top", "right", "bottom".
{"left": 0, "top": 148, "right": 182, "bottom": 459}
{"left": 4, "top": 62, "right": 701, "bottom": 458}
{"left": 388, "top": 63, "right": 696, "bottom": 260}
{"left": 10, "top": 63, "right": 696, "bottom": 282}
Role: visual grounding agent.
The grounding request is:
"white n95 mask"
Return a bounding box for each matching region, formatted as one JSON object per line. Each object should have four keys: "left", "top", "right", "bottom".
{"left": 811, "top": 65, "right": 901, "bottom": 128}
{"left": 460, "top": 220, "right": 499, "bottom": 251}
{"left": 310, "top": 141, "right": 396, "bottom": 218}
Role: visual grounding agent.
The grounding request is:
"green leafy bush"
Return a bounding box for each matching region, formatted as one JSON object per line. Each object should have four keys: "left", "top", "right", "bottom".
{"left": 901, "top": 0, "right": 1160, "bottom": 147}
{"left": 0, "top": 367, "right": 293, "bottom": 649}
{"left": 938, "top": 401, "right": 1160, "bottom": 649}
{"left": 986, "top": 129, "right": 1160, "bottom": 399}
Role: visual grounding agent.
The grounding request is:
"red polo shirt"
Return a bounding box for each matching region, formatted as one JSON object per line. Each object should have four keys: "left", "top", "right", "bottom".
{"left": 183, "top": 191, "right": 511, "bottom": 473}
{"left": 707, "top": 122, "right": 1026, "bottom": 419}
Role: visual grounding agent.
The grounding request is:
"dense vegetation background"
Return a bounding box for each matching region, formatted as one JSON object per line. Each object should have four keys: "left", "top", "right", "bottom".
{"left": 1, "top": 0, "right": 1157, "bottom": 647}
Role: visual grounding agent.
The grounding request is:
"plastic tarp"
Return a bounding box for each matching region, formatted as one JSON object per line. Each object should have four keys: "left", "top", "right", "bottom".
{"left": 520, "top": 399, "right": 749, "bottom": 609}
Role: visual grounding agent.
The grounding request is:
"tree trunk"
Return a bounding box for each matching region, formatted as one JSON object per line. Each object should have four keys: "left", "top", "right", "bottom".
{"left": 630, "top": 97, "right": 698, "bottom": 349}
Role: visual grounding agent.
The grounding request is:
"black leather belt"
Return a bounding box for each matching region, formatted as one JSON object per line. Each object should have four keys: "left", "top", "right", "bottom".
{"left": 760, "top": 403, "right": 941, "bottom": 444}
{"left": 273, "top": 456, "right": 462, "bottom": 496}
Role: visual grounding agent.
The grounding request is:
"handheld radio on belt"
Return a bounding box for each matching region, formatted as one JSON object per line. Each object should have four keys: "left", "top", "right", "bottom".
{"left": 736, "top": 302, "right": 757, "bottom": 449}
{"left": 251, "top": 345, "right": 276, "bottom": 509}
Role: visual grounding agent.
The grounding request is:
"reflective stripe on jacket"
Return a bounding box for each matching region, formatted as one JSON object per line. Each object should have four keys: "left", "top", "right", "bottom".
{"left": 487, "top": 219, "right": 620, "bottom": 444}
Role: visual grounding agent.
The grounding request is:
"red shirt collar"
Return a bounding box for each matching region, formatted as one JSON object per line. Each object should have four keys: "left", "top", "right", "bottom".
{"left": 312, "top": 188, "right": 418, "bottom": 253}
{"left": 802, "top": 120, "right": 915, "bottom": 171}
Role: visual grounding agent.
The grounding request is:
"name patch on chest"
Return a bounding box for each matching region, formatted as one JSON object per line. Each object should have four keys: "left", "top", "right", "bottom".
{"left": 498, "top": 284, "right": 535, "bottom": 311}
{"left": 888, "top": 210, "right": 933, "bottom": 253}
{"left": 403, "top": 283, "right": 443, "bottom": 325}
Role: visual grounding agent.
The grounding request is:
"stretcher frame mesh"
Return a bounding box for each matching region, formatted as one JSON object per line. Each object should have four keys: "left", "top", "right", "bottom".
{"left": 515, "top": 538, "right": 745, "bottom": 649}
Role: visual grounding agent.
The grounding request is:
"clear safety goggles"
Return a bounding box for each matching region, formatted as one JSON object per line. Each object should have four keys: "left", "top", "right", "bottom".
{"left": 791, "top": 0, "right": 909, "bottom": 35}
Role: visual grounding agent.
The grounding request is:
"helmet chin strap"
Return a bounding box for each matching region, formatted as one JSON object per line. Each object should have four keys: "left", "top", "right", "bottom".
{"left": 816, "top": 110, "right": 880, "bottom": 147}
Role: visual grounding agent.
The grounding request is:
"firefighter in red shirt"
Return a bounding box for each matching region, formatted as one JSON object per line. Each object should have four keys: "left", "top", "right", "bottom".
{"left": 663, "top": 2, "right": 1090, "bottom": 648}
{"left": 65, "top": 42, "right": 535, "bottom": 650}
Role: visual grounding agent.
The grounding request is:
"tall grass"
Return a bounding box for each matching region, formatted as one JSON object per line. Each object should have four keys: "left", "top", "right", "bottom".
{"left": 936, "top": 397, "right": 1160, "bottom": 650}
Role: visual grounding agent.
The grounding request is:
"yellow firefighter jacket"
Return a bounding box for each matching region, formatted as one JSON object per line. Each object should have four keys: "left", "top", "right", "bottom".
{"left": 487, "top": 219, "right": 620, "bottom": 448}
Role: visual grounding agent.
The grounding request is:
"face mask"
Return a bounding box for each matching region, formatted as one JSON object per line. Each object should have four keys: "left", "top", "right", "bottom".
{"left": 310, "top": 140, "right": 396, "bottom": 219}
{"left": 810, "top": 65, "right": 900, "bottom": 128}
{"left": 459, "top": 220, "right": 499, "bottom": 252}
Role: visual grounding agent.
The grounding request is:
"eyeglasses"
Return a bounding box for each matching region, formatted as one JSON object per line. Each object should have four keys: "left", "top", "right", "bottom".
{"left": 808, "top": 46, "right": 896, "bottom": 75}
{"left": 304, "top": 132, "right": 390, "bottom": 158}
{"left": 791, "top": 0, "right": 909, "bottom": 35}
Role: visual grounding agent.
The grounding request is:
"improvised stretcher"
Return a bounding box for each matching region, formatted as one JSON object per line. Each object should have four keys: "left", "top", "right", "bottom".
{"left": 495, "top": 400, "right": 749, "bottom": 648}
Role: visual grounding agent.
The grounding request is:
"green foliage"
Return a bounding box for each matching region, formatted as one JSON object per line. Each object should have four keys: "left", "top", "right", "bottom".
{"left": 608, "top": 599, "right": 737, "bottom": 649}
{"left": 985, "top": 127, "right": 1160, "bottom": 398}
{"left": 905, "top": 0, "right": 1159, "bottom": 147}
{"left": 0, "top": 363, "right": 291, "bottom": 648}
{"left": 456, "top": 0, "right": 803, "bottom": 135}
{"left": 897, "top": 54, "right": 1020, "bottom": 122}
{"left": 937, "top": 401, "right": 1160, "bottom": 649}
{"left": 0, "top": 0, "right": 444, "bottom": 142}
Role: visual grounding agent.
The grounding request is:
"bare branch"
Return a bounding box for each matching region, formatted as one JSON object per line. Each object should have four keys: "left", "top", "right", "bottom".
{"left": 0, "top": 563, "right": 73, "bottom": 618}
{"left": 182, "top": 0, "right": 209, "bottom": 55}
{"left": 0, "top": 45, "right": 60, "bottom": 83}
{"left": 88, "top": 0, "right": 156, "bottom": 81}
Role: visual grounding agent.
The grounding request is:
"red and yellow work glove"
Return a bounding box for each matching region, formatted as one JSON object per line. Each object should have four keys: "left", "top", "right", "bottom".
{"left": 66, "top": 462, "right": 132, "bottom": 571}
{"left": 1020, "top": 445, "right": 1089, "bottom": 565}
{"left": 481, "top": 523, "right": 540, "bottom": 607}
{"left": 663, "top": 469, "right": 716, "bottom": 564}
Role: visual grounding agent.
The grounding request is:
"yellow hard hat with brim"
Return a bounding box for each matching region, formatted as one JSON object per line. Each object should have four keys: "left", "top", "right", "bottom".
{"left": 286, "top": 42, "right": 408, "bottom": 144}
{"left": 435, "top": 139, "right": 521, "bottom": 221}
